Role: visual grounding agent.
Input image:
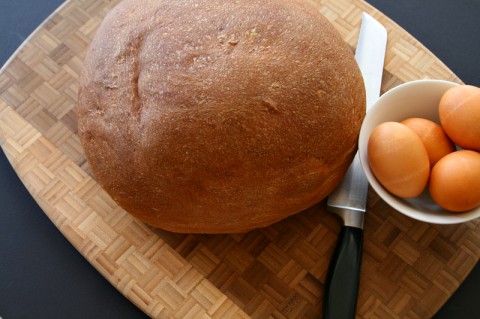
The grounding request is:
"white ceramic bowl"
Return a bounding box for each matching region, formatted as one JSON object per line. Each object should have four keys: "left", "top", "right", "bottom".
{"left": 358, "top": 79, "right": 480, "bottom": 224}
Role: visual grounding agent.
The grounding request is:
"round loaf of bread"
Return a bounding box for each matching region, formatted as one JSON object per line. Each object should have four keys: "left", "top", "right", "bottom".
{"left": 77, "top": 0, "right": 365, "bottom": 233}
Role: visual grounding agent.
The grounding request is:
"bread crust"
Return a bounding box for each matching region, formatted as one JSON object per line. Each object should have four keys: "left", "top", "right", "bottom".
{"left": 77, "top": 0, "right": 365, "bottom": 233}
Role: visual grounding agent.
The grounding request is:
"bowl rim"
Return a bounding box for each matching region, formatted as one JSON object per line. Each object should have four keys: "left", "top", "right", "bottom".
{"left": 358, "top": 79, "right": 480, "bottom": 224}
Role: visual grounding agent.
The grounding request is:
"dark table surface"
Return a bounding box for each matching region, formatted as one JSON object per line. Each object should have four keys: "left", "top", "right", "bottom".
{"left": 1, "top": 0, "right": 479, "bottom": 318}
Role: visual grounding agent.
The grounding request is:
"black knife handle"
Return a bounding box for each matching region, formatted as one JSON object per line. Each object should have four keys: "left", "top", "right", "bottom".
{"left": 323, "top": 226, "right": 364, "bottom": 319}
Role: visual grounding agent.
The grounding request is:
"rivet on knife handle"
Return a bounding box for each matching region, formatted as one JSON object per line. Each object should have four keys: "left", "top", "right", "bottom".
{"left": 324, "top": 12, "right": 387, "bottom": 319}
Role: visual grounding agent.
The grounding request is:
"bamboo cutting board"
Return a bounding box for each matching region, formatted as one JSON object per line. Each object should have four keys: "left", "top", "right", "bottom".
{"left": 0, "top": 0, "right": 479, "bottom": 318}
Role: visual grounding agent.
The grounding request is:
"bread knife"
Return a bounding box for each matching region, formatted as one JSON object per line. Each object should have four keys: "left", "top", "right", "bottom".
{"left": 324, "top": 13, "right": 387, "bottom": 319}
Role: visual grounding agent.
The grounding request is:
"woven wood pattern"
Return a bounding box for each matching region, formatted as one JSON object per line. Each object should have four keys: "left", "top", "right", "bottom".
{"left": 0, "top": 0, "right": 478, "bottom": 318}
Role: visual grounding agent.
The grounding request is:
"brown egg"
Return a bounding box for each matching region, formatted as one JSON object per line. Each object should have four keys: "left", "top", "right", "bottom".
{"left": 439, "top": 85, "right": 480, "bottom": 151}
{"left": 401, "top": 117, "right": 455, "bottom": 166}
{"left": 429, "top": 150, "right": 480, "bottom": 212}
{"left": 368, "top": 122, "right": 430, "bottom": 198}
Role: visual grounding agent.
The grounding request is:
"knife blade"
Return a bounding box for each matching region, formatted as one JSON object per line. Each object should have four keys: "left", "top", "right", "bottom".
{"left": 324, "top": 12, "right": 387, "bottom": 319}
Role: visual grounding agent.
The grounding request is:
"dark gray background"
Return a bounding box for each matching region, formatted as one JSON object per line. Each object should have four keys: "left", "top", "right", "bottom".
{"left": 1, "top": 0, "right": 479, "bottom": 318}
